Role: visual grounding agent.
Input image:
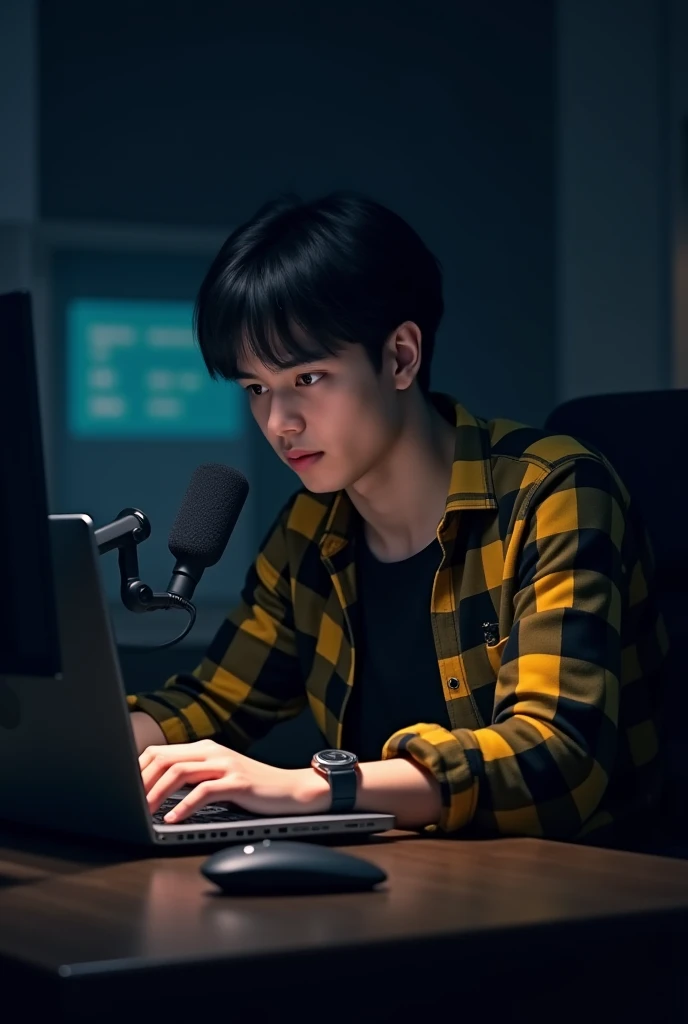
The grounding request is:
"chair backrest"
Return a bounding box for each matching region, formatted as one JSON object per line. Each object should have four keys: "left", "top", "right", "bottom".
{"left": 545, "top": 390, "right": 688, "bottom": 830}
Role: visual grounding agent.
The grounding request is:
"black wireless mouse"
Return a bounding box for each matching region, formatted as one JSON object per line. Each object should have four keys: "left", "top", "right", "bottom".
{"left": 201, "top": 839, "right": 388, "bottom": 896}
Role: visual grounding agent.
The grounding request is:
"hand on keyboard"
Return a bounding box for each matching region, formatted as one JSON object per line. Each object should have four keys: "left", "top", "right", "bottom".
{"left": 152, "top": 796, "right": 254, "bottom": 826}
{"left": 139, "top": 737, "right": 330, "bottom": 824}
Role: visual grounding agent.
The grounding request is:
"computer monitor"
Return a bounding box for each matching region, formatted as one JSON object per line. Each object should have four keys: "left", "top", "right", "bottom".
{"left": 0, "top": 290, "right": 62, "bottom": 677}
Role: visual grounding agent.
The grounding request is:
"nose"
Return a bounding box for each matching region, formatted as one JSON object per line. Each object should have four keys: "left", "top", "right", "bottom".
{"left": 266, "top": 394, "right": 304, "bottom": 438}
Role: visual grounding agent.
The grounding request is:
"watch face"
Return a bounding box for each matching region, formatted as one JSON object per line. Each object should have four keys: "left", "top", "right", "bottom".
{"left": 315, "top": 749, "right": 357, "bottom": 767}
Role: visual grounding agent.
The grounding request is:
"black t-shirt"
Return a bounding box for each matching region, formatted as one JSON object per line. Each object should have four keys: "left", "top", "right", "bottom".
{"left": 341, "top": 519, "right": 452, "bottom": 762}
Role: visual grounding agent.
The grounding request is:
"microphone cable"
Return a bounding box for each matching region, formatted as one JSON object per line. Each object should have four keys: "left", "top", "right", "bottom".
{"left": 135, "top": 591, "right": 197, "bottom": 652}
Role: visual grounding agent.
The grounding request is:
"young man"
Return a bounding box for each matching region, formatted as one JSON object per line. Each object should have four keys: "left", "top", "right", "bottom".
{"left": 128, "top": 192, "right": 666, "bottom": 848}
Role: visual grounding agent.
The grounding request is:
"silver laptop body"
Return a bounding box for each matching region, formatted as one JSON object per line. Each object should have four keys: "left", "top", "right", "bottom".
{"left": 0, "top": 514, "right": 395, "bottom": 848}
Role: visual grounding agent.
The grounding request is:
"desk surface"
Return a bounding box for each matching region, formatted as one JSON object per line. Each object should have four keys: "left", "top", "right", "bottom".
{"left": 2, "top": 825, "right": 688, "bottom": 1021}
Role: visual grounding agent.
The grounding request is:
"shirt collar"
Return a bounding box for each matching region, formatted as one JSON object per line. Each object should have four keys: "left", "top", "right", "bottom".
{"left": 319, "top": 393, "right": 497, "bottom": 559}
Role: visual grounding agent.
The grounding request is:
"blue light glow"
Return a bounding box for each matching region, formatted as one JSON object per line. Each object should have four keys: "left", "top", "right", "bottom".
{"left": 67, "top": 298, "right": 242, "bottom": 439}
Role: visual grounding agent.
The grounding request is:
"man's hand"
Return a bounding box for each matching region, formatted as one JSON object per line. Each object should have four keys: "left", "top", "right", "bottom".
{"left": 139, "top": 739, "right": 330, "bottom": 822}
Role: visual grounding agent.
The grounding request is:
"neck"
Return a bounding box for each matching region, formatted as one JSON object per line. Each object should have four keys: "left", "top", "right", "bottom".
{"left": 345, "top": 390, "right": 456, "bottom": 562}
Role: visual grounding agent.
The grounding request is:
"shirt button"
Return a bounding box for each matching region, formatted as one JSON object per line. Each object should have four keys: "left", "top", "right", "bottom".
{"left": 447, "top": 677, "right": 460, "bottom": 690}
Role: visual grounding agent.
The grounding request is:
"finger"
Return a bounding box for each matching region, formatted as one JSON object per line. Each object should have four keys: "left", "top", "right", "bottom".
{"left": 147, "top": 761, "right": 227, "bottom": 815}
{"left": 164, "top": 777, "right": 235, "bottom": 823}
{"left": 140, "top": 749, "right": 212, "bottom": 794}
{"left": 138, "top": 743, "right": 207, "bottom": 772}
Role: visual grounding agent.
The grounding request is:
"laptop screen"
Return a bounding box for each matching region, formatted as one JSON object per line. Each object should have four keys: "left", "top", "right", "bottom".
{"left": 0, "top": 291, "right": 62, "bottom": 677}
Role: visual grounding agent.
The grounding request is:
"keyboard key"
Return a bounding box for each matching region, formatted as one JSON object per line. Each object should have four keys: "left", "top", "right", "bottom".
{"left": 152, "top": 797, "right": 254, "bottom": 825}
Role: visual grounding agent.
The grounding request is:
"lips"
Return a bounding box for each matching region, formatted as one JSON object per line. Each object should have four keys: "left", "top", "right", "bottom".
{"left": 285, "top": 451, "right": 324, "bottom": 471}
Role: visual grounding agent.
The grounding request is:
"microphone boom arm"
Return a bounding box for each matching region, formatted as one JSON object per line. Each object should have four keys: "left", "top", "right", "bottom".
{"left": 94, "top": 507, "right": 196, "bottom": 648}
{"left": 94, "top": 508, "right": 149, "bottom": 556}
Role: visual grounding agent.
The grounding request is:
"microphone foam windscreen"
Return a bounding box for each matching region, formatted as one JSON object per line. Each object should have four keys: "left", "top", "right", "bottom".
{"left": 168, "top": 463, "right": 249, "bottom": 567}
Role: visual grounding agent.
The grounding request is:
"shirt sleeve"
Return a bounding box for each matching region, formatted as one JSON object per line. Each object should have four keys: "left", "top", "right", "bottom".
{"left": 126, "top": 496, "right": 306, "bottom": 749}
{"left": 381, "top": 455, "right": 630, "bottom": 839}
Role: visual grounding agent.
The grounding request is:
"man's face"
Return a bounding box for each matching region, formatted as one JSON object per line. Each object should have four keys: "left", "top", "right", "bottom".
{"left": 235, "top": 341, "right": 402, "bottom": 493}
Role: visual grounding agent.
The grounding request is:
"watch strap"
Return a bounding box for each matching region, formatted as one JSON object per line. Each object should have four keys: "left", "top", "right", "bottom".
{"left": 329, "top": 767, "right": 358, "bottom": 813}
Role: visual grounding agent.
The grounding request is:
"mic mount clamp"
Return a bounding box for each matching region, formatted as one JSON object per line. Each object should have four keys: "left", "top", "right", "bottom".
{"left": 93, "top": 507, "right": 196, "bottom": 648}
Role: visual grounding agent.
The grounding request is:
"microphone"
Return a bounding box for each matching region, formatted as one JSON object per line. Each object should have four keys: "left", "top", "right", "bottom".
{"left": 166, "top": 463, "right": 249, "bottom": 604}
{"left": 94, "top": 463, "right": 249, "bottom": 649}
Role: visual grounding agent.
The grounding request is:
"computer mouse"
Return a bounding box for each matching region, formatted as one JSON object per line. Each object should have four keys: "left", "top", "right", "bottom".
{"left": 201, "top": 839, "right": 388, "bottom": 896}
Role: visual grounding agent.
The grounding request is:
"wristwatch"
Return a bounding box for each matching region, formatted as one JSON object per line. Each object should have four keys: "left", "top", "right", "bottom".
{"left": 311, "top": 749, "right": 360, "bottom": 813}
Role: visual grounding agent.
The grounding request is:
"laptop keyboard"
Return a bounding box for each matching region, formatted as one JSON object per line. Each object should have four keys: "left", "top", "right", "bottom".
{"left": 152, "top": 797, "right": 255, "bottom": 826}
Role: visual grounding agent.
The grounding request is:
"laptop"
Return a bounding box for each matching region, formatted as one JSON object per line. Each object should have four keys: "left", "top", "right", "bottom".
{"left": 0, "top": 290, "right": 396, "bottom": 849}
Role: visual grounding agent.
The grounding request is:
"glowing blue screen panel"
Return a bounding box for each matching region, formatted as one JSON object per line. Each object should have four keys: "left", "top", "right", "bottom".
{"left": 67, "top": 298, "right": 241, "bottom": 439}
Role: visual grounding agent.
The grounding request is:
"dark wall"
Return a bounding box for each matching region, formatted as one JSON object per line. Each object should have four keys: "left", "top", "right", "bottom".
{"left": 40, "top": 0, "right": 555, "bottom": 429}
{"left": 40, "top": 1, "right": 556, "bottom": 757}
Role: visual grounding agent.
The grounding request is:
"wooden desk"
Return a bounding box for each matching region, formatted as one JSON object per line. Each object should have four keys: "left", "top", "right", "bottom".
{"left": 1, "top": 824, "right": 687, "bottom": 1023}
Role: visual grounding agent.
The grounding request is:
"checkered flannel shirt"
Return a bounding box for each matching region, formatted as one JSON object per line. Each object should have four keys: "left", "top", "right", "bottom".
{"left": 128, "top": 395, "right": 667, "bottom": 841}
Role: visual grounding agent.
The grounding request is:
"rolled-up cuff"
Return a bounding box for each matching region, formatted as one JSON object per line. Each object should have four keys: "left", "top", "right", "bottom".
{"left": 382, "top": 722, "right": 478, "bottom": 833}
{"left": 126, "top": 693, "right": 191, "bottom": 744}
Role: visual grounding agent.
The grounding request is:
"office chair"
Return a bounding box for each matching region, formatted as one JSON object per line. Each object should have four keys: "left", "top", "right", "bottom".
{"left": 545, "top": 390, "right": 688, "bottom": 848}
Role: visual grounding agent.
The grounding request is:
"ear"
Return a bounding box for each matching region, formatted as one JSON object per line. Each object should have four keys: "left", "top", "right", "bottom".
{"left": 385, "top": 321, "right": 422, "bottom": 391}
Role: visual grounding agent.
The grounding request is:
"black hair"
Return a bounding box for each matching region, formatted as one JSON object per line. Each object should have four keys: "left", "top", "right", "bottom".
{"left": 193, "top": 191, "right": 443, "bottom": 394}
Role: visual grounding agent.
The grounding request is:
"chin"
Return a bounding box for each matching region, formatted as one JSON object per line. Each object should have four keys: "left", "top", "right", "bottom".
{"left": 313, "top": 469, "right": 368, "bottom": 495}
{"left": 302, "top": 466, "right": 353, "bottom": 495}
{"left": 303, "top": 477, "right": 341, "bottom": 495}
{"left": 288, "top": 452, "right": 370, "bottom": 495}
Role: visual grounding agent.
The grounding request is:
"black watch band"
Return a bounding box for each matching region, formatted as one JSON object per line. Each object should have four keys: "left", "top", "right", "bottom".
{"left": 330, "top": 768, "right": 358, "bottom": 813}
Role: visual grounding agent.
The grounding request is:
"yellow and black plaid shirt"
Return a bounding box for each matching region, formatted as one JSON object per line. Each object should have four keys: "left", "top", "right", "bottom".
{"left": 128, "top": 394, "right": 667, "bottom": 843}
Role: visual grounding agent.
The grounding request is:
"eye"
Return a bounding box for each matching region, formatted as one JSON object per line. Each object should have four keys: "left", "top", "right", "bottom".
{"left": 245, "top": 383, "right": 268, "bottom": 396}
{"left": 296, "top": 372, "right": 324, "bottom": 387}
